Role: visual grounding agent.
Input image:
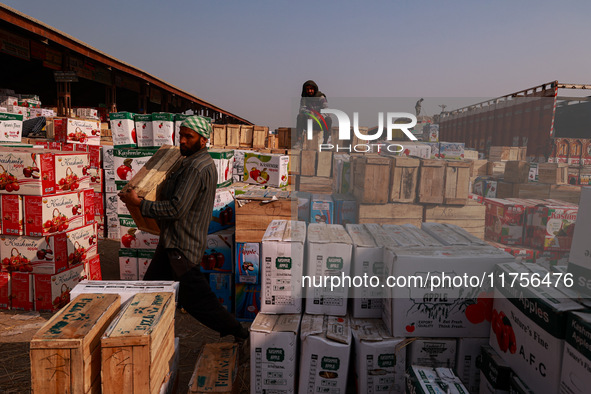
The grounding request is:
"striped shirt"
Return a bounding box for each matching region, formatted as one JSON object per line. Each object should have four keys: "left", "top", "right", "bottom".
{"left": 140, "top": 148, "right": 216, "bottom": 265}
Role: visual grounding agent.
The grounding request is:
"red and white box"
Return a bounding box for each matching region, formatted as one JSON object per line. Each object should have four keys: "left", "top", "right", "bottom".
{"left": 1, "top": 194, "right": 23, "bottom": 235}
{"left": 532, "top": 204, "right": 578, "bottom": 252}
{"left": 65, "top": 223, "right": 98, "bottom": 267}
{"left": 54, "top": 151, "right": 90, "bottom": 193}
{"left": 88, "top": 167, "right": 103, "bottom": 193}
{"left": 84, "top": 254, "right": 102, "bottom": 280}
{"left": 54, "top": 118, "right": 101, "bottom": 145}
{"left": 94, "top": 192, "right": 104, "bottom": 216}
{"left": 484, "top": 198, "right": 526, "bottom": 245}
{"left": 0, "top": 233, "right": 68, "bottom": 274}
{"left": 0, "top": 272, "right": 10, "bottom": 309}
{"left": 119, "top": 216, "right": 159, "bottom": 249}
{"left": 10, "top": 272, "right": 33, "bottom": 311}
{"left": 81, "top": 188, "right": 95, "bottom": 225}
{"left": 33, "top": 263, "right": 86, "bottom": 312}
{"left": 24, "top": 192, "right": 84, "bottom": 236}
{"left": 0, "top": 149, "right": 55, "bottom": 195}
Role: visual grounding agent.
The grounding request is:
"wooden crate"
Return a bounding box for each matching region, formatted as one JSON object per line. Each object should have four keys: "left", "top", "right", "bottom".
{"left": 352, "top": 155, "right": 391, "bottom": 204}
{"left": 271, "top": 149, "right": 287, "bottom": 155}
{"left": 444, "top": 160, "right": 471, "bottom": 205}
{"left": 31, "top": 294, "right": 121, "bottom": 394}
{"left": 418, "top": 159, "right": 445, "bottom": 204}
{"left": 516, "top": 183, "right": 551, "bottom": 199}
{"left": 266, "top": 133, "right": 277, "bottom": 149}
{"left": 253, "top": 126, "right": 268, "bottom": 149}
{"left": 471, "top": 159, "right": 489, "bottom": 177}
{"left": 496, "top": 180, "right": 519, "bottom": 199}
{"left": 302, "top": 130, "right": 321, "bottom": 151}
{"left": 235, "top": 197, "right": 293, "bottom": 243}
{"left": 211, "top": 125, "right": 227, "bottom": 147}
{"left": 389, "top": 156, "right": 419, "bottom": 203}
{"left": 189, "top": 343, "right": 238, "bottom": 393}
{"left": 101, "top": 292, "right": 176, "bottom": 394}
{"left": 358, "top": 203, "right": 423, "bottom": 227}
{"left": 316, "top": 151, "right": 333, "bottom": 177}
{"left": 538, "top": 163, "right": 568, "bottom": 184}
{"left": 122, "top": 145, "right": 182, "bottom": 235}
{"left": 300, "top": 150, "right": 317, "bottom": 176}
{"left": 239, "top": 125, "right": 254, "bottom": 148}
{"left": 549, "top": 185, "right": 581, "bottom": 204}
{"left": 503, "top": 161, "right": 530, "bottom": 184}
{"left": 298, "top": 176, "right": 334, "bottom": 194}
{"left": 288, "top": 149, "right": 301, "bottom": 175}
{"left": 424, "top": 201, "right": 486, "bottom": 239}
{"left": 277, "top": 127, "right": 294, "bottom": 148}
{"left": 226, "top": 124, "right": 240, "bottom": 148}
{"left": 487, "top": 161, "right": 506, "bottom": 176}
{"left": 464, "top": 150, "right": 479, "bottom": 160}
{"left": 489, "top": 146, "right": 510, "bottom": 161}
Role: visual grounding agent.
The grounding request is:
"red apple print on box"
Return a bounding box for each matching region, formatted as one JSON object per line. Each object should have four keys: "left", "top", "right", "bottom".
{"left": 492, "top": 308, "right": 517, "bottom": 354}
{"left": 406, "top": 322, "right": 415, "bottom": 333}
{"left": 57, "top": 167, "right": 80, "bottom": 191}
{"left": 0, "top": 165, "right": 19, "bottom": 192}
{"left": 117, "top": 159, "right": 134, "bottom": 180}
{"left": 121, "top": 229, "right": 137, "bottom": 248}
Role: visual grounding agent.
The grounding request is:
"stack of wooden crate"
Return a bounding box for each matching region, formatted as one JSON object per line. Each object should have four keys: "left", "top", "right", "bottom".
{"left": 234, "top": 191, "right": 293, "bottom": 243}
{"left": 101, "top": 292, "right": 176, "bottom": 394}
{"left": 211, "top": 124, "right": 270, "bottom": 150}
{"left": 297, "top": 133, "right": 335, "bottom": 193}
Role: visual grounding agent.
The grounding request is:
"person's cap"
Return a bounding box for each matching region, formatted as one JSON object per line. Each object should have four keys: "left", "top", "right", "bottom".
{"left": 180, "top": 116, "right": 212, "bottom": 139}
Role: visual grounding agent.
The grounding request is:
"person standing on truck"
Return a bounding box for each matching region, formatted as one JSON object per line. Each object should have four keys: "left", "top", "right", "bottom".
{"left": 296, "top": 80, "right": 332, "bottom": 147}
{"left": 118, "top": 115, "right": 249, "bottom": 342}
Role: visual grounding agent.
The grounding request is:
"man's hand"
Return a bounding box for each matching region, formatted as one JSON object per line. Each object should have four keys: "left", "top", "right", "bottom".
{"left": 118, "top": 188, "right": 143, "bottom": 207}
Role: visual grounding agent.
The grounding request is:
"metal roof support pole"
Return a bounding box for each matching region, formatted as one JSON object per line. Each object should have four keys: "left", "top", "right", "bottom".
{"left": 57, "top": 81, "right": 71, "bottom": 117}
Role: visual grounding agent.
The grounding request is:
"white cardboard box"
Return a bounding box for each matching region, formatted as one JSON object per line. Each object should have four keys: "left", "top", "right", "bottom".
{"left": 298, "top": 314, "right": 351, "bottom": 394}
{"left": 351, "top": 318, "right": 407, "bottom": 393}
{"left": 304, "top": 224, "right": 352, "bottom": 316}
{"left": 382, "top": 224, "right": 443, "bottom": 248}
{"left": 456, "top": 337, "right": 488, "bottom": 393}
{"left": 70, "top": 280, "right": 179, "bottom": 303}
{"left": 250, "top": 313, "right": 301, "bottom": 394}
{"left": 489, "top": 262, "right": 583, "bottom": 394}
{"left": 407, "top": 338, "right": 457, "bottom": 369}
{"left": 346, "top": 224, "right": 383, "bottom": 318}
{"left": 478, "top": 345, "right": 513, "bottom": 394}
{"left": 407, "top": 366, "right": 469, "bottom": 394}
{"left": 560, "top": 311, "right": 591, "bottom": 394}
{"left": 382, "top": 245, "right": 515, "bottom": 337}
{"left": 421, "top": 222, "right": 474, "bottom": 246}
{"left": 568, "top": 187, "right": 591, "bottom": 296}
{"left": 261, "top": 220, "right": 306, "bottom": 314}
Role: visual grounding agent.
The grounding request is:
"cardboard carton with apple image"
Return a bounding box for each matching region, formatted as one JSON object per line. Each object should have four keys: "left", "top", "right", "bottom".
{"left": 152, "top": 112, "right": 175, "bottom": 146}
{"left": 173, "top": 114, "right": 191, "bottom": 146}
{"left": 243, "top": 152, "right": 289, "bottom": 188}
{"left": 0, "top": 112, "right": 23, "bottom": 143}
{"left": 201, "top": 228, "right": 234, "bottom": 273}
{"left": 208, "top": 149, "right": 234, "bottom": 188}
{"left": 134, "top": 114, "right": 154, "bottom": 148}
{"left": 137, "top": 249, "right": 155, "bottom": 280}
{"left": 109, "top": 112, "right": 137, "bottom": 148}
{"left": 118, "top": 248, "right": 138, "bottom": 280}
{"left": 119, "top": 216, "right": 159, "bottom": 250}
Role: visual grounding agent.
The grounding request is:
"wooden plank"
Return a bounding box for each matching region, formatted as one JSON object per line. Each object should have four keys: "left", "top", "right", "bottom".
{"left": 549, "top": 185, "right": 581, "bottom": 204}
{"left": 538, "top": 163, "right": 568, "bottom": 184}
{"left": 316, "top": 151, "right": 333, "bottom": 177}
{"left": 358, "top": 217, "right": 423, "bottom": 227}
{"left": 444, "top": 161, "right": 471, "bottom": 205}
{"left": 235, "top": 199, "right": 293, "bottom": 217}
{"left": 239, "top": 125, "right": 254, "bottom": 148}
{"left": 226, "top": 124, "right": 240, "bottom": 148}
{"left": 302, "top": 130, "right": 321, "bottom": 151}
{"left": 424, "top": 202, "right": 485, "bottom": 220}
{"left": 358, "top": 203, "right": 423, "bottom": 220}
{"left": 189, "top": 343, "right": 238, "bottom": 394}
{"left": 496, "top": 180, "right": 519, "bottom": 199}
{"left": 470, "top": 159, "right": 489, "bottom": 177}
{"left": 149, "top": 324, "right": 176, "bottom": 394}
{"left": 298, "top": 176, "right": 334, "bottom": 194}
{"left": 390, "top": 157, "right": 419, "bottom": 203}
{"left": 300, "top": 150, "right": 317, "bottom": 176}
{"left": 487, "top": 161, "right": 506, "bottom": 176}
{"left": 212, "top": 125, "right": 227, "bottom": 147}
{"left": 353, "top": 155, "right": 390, "bottom": 204}
{"left": 288, "top": 149, "right": 301, "bottom": 175}
{"left": 418, "top": 159, "right": 445, "bottom": 204}
{"left": 277, "top": 127, "right": 293, "bottom": 148}
{"left": 516, "top": 183, "right": 551, "bottom": 199}
{"left": 503, "top": 161, "right": 529, "bottom": 184}
{"left": 101, "top": 346, "right": 136, "bottom": 394}
{"left": 252, "top": 126, "right": 268, "bottom": 149}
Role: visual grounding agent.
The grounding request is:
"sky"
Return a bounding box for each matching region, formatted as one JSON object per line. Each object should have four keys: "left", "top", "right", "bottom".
{"left": 3, "top": 0, "right": 591, "bottom": 129}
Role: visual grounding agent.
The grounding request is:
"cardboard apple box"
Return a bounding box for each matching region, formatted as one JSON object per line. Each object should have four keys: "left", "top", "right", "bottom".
{"left": 33, "top": 262, "right": 86, "bottom": 312}
{"left": 208, "top": 148, "right": 234, "bottom": 188}
{"left": 152, "top": 112, "right": 175, "bottom": 146}
{"left": 568, "top": 187, "right": 591, "bottom": 296}
{"left": 250, "top": 313, "right": 301, "bottom": 394}
{"left": 119, "top": 216, "right": 159, "bottom": 249}
{"left": 560, "top": 312, "right": 591, "bottom": 394}
{"left": 0, "top": 272, "right": 9, "bottom": 309}
{"left": 65, "top": 224, "right": 98, "bottom": 268}
{"left": 118, "top": 248, "right": 138, "bottom": 280}
{"left": 234, "top": 283, "right": 260, "bottom": 321}
{"left": 209, "top": 272, "right": 232, "bottom": 311}
{"left": 0, "top": 233, "right": 68, "bottom": 274}
{"left": 243, "top": 152, "right": 289, "bottom": 187}
{"left": 1, "top": 194, "right": 23, "bottom": 235}
{"left": 137, "top": 249, "right": 154, "bottom": 280}
{"left": 87, "top": 167, "right": 103, "bottom": 193}
{"left": 84, "top": 254, "right": 102, "bottom": 280}
{"left": 260, "top": 220, "right": 306, "bottom": 314}
{"left": 134, "top": 114, "right": 154, "bottom": 148}
{"left": 80, "top": 189, "right": 95, "bottom": 226}
{"left": 298, "top": 315, "right": 352, "bottom": 394}
{"left": 109, "top": 112, "right": 137, "bottom": 148}
{"left": 112, "top": 147, "right": 158, "bottom": 186}
{"left": 485, "top": 198, "right": 526, "bottom": 245}
{"left": 489, "top": 262, "right": 583, "bottom": 394}
{"left": 59, "top": 118, "right": 100, "bottom": 145}
{"left": 209, "top": 187, "right": 235, "bottom": 234}
{"left": 478, "top": 345, "right": 513, "bottom": 394}
{"left": 24, "top": 192, "right": 84, "bottom": 236}
{"left": 235, "top": 242, "right": 259, "bottom": 284}
{"left": 310, "top": 194, "right": 334, "bottom": 224}
{"left": 531, "top": 204, "right": 578, "bottom": 252}
{"left": 407, "top": 338, "right": 457, "bottom": 368}
{"left": 173, "top": 114, "right": 190, "bottom": 146}
{"left": 0, "top": 149, "right": 55, "bottom": 195}
{"left": 304, "top": 224, "right": 353, "bottom": 316}
{"left": 10, "top": 272, "right": 33, "bottom": 311}
{"left": 54, "top": 151, "right": 90, "bottom": 193}
{"left": 0, "top": 112, "right": 23, "bottom": 143}
{"left": 456, "top": 337, "right": 489, "bottom": 393}
{"left": 202, "top": 228, "right": 234, "bottom": 273}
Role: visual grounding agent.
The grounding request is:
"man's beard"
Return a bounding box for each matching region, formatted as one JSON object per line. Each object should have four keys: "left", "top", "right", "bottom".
{"left": 180, "top": 143, "right": 203, "bottom": 156}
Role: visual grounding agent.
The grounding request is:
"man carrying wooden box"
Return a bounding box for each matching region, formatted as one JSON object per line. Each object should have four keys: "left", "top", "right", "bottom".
{"left": 119, "top": 116, "right": 249, "bottom": 342}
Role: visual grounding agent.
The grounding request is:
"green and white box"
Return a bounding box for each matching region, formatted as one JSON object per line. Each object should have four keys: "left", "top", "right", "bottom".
{"left": 208, "top": 148, "right": 234, "bottom": 188}
{"left": 113, "top": 148, "right": 158, "bottom": 188}
{"left": 0, "top": 112, "right": 23, "bottom": 143}
{"left": 109, "top": 112, "right": 137, "bottom": 148}
{"left": 456, "top": 337, "right": 489, "bottom": 393}
{"left": 560, "top": 311, "right": 591, "bottom": 394}
{"left": 261, "top": 220, "right": 306, "bottom": 314}
{"left": 489, "top": 262, "right": 583, "bottom": 394}
{"left": 408, "top": 338, "right": 457, "bottom": 369}
{"left": 298, "top": 314, "right": 351, "bottom": 394}
{"left": 152, "top": 112, "right": 175, "bottom": 146}
{"left": 304, "top": 224, "right": 353, "bottom": 316}
{"left": 346, "top": 224, "right": 384, "bottom": 319}
{"left": 407, "top": 366, "right": 469, "bottom": 394}
{"left": 250, "top": 313, "right": 301, "bottom": 394}
{"left": 134, "top": 114, "right": 154, "bottom": 148}
{"left": 568, "top": 187, "right": 591, "bottom": 296}
{"left": 351, "top": 318, "right": 407, "bottom": 393}
{"left": 243, "top": 152, "right": 289, "bottom": 188}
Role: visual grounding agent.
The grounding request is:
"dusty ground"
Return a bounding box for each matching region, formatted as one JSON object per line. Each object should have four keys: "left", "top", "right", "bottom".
{"left": 0, "top": 239, "right": 250, "bottom": 394}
